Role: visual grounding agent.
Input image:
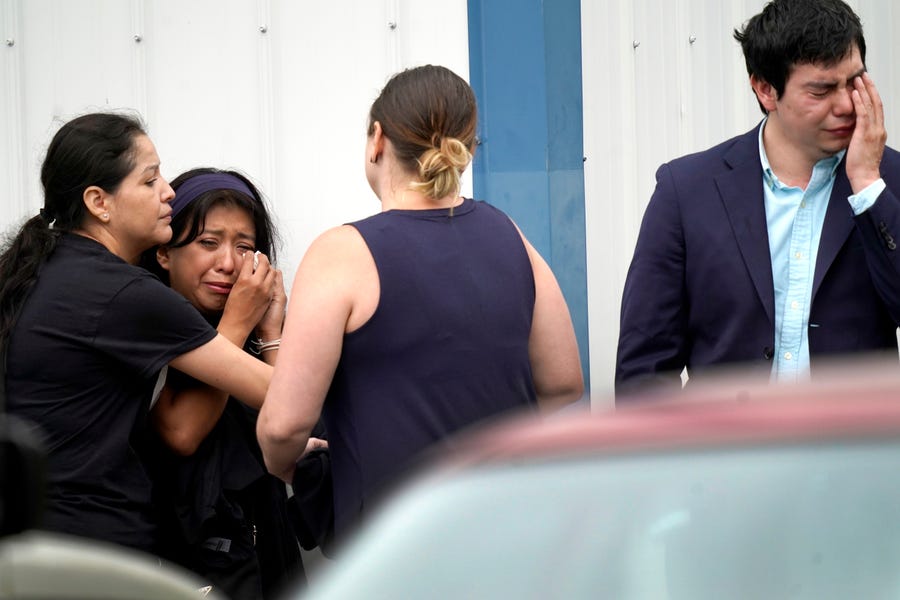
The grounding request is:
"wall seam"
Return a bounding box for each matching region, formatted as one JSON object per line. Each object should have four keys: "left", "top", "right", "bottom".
{"left": 2, "top": 0, "right": 27, "bottom": 216}
{"left": 256, "top": 0, "right": 276, "bottom": 202}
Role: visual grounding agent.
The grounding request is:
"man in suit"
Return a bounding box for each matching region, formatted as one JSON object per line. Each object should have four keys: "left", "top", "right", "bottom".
{"left": 615, "top": 0, "right": 900, "bottom": 398}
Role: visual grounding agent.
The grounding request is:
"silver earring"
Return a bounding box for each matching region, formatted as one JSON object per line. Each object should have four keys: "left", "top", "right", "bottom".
{"left": 101, "top": 213, "right": 109, "bottom": 220}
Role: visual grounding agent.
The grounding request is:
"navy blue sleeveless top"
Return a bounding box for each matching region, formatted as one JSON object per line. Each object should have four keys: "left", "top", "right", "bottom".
{"left": 324, "top": 198, "right": 537, "bottom": 535}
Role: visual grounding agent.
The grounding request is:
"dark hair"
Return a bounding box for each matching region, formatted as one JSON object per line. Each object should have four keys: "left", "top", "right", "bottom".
{"left": 0, "top": 112, "right": 146, "bottom": 345}
{"left": 368, "top": 65, "right": 477, "bottom": 199}
{"left": 734, "top": 0, "right": 866, "bottom": 114}
{"left": 140, "top": 168, "right": 280, "bottom": 287}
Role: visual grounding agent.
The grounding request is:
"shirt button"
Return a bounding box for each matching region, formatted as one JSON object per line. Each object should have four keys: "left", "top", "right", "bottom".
{"left": 800, "top": 201, "right": 807, "bottom": 208}
{"left": 791, "top": 301, "right": 799, "bottom": 310}
{"left": 795, "top": 252, "right": 803, "bottom": 259}
{"left": 784, "top": 351, "right": 793, "bottom": 360}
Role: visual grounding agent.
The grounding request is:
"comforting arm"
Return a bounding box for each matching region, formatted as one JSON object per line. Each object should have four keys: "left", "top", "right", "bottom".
{"left": 169, "top": 334, "right": 272, "bottom": 412}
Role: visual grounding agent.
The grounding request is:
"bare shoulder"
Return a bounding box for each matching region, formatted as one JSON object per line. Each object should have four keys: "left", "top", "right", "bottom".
{"left": 505, "top": 217, "right": 544, "bottom": 269}
{"left": 294, "top": 224, "right": 375, "bottom": 298}
{"left": 292, "top": 223, "right": 378, "bottom": 332}
{"left": 299, "top": 225, "right": 370, "bottom": 272}
{"left": 307, "top": 224, "right": 367, "bottom": 256}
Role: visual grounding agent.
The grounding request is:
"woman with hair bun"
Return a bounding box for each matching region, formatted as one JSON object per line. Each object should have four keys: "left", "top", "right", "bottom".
{"left": 258, "top": 65, "right": 584, "bottom": 539}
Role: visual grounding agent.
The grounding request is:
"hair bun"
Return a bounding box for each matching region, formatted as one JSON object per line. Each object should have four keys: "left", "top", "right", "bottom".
{"left": 412, "top": 137, "right": 472, "bottom": 199}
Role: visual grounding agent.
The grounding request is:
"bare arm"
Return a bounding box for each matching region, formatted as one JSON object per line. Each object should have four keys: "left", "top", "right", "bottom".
{"left": 154, "top": 252, "right": 280, "bottom": 455}
{"left": 169, "top": 334, "right": 272, "bottom": 412}
{"left": 258, "top": 226, "right": 371, "bottom": 482}
{"left": 254, "top": 268, "right": 287, "bottom": 367}
{"left": 518, "top": 229, "right": 584, "bottom": 411}
{"left": 151, "top": 382, "right": 228, "bottom": 456}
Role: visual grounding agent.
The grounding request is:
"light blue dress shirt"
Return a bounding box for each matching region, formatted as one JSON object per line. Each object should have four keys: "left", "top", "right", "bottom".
{"left": 758, "top": 119, "right": 886, "bottom": 382}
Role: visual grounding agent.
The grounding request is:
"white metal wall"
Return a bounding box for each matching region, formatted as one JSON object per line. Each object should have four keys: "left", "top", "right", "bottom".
{"left": 4, "top": 1, "right": 900, "bottom": 405}
{"left": 0, "top": 0, "right": 470, "bottom": 290}
{"left": 582, "top": 0, "right": 900, "bottom": 402}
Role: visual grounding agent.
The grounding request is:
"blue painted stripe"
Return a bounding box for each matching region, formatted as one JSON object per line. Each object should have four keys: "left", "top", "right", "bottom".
{"left": 467, "top": 0, "right": 590, "bottom": 390}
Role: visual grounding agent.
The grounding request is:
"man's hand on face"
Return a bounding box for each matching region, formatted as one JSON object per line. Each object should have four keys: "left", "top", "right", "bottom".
{"left": 846, "top": 71, "right": 887, "bottom": 194}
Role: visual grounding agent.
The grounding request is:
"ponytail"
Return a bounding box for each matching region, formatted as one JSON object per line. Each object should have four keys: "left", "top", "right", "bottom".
{"left": 0, "top": 215, "right": 61, "bottom": 344}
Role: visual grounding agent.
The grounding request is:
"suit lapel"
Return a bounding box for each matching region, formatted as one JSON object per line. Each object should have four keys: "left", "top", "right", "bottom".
{"left": 813, "top": 164, "right": 854, "bottom": 300}
{"left": 715, "top": 127, "right": 775, "bottom": 326}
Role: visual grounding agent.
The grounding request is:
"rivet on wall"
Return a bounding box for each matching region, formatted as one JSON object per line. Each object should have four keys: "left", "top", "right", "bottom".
{"left": 633, "top": 41, "right": 640, "bottom": 49}
{"left": 5, "top": 39, "right": 13, "bottom": 47}
{"left": 385, "top": 0, "right": 400, "bottom": 70}
{"left": 130, "top": 0, "right": 148, "bottom": 116}
{"left": 689, "top": 35, "right": 697, "bottom": 44}
{"left": 259, "top": 25, "right": 268, "bottom": 34}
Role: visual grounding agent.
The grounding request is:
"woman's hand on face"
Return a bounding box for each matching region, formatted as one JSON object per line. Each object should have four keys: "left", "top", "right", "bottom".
{"left": 220, "top": 251, "right": 277, "bottom": 337}
{"left": 256, "top": 268, "right": 286, "bottom": 341}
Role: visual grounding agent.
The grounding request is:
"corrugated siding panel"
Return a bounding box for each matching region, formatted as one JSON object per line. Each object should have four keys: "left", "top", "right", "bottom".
{"left": 0, "top": 0, "right": 469, "bottom": 291}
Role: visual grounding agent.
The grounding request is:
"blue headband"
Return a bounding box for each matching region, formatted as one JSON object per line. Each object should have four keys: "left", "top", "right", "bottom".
{"left": 169, "top": 173, "right": 255, "bottom": 217}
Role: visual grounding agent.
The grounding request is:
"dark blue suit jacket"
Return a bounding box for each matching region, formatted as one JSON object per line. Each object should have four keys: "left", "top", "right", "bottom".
{"left": 615, "top": 123, "right": 900, "bottom": 397}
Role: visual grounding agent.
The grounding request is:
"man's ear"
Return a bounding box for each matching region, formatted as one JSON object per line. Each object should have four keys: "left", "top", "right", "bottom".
{"left": 750, "top": 74, "right": 778, "bottom": 113}
{"left": 83, "top": 186, "right": 111, "bottom": 222}
{"left": 156, "top": 246, "right": 172, "bottom": 271}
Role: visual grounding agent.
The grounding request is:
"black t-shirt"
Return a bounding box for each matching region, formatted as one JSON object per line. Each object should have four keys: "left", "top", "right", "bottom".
{"left": 5, "top": 234, "right": 217, "bottom": 551}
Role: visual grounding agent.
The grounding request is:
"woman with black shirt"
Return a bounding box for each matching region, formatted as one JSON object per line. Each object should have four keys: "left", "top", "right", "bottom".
{"left": 0, "top": 113, "right": 273, "bottom": 556}
{"left": 142, "top": 168, "right": 328, "bottom": 598}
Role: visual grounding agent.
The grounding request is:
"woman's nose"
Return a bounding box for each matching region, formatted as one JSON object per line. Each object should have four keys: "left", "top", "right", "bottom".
{"left": 161, "top": 178, "right": 175, "bottom": 203}
{"left": 216, "top": 248, "right": 240, "bottom": 273}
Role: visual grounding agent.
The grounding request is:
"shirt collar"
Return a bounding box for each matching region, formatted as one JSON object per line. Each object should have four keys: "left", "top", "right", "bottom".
{"left": 757, "top": 116, "right": 845, "bottom": 190}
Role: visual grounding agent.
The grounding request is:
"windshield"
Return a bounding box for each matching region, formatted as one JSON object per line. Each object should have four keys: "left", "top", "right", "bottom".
{"left": 303, "top": 440, "right": 900, "bottom": 599}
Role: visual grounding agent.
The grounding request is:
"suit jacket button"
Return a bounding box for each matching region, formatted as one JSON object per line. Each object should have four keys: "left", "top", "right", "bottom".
{"left": 763, "top": 347, "right": 774, "bottom": 360}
